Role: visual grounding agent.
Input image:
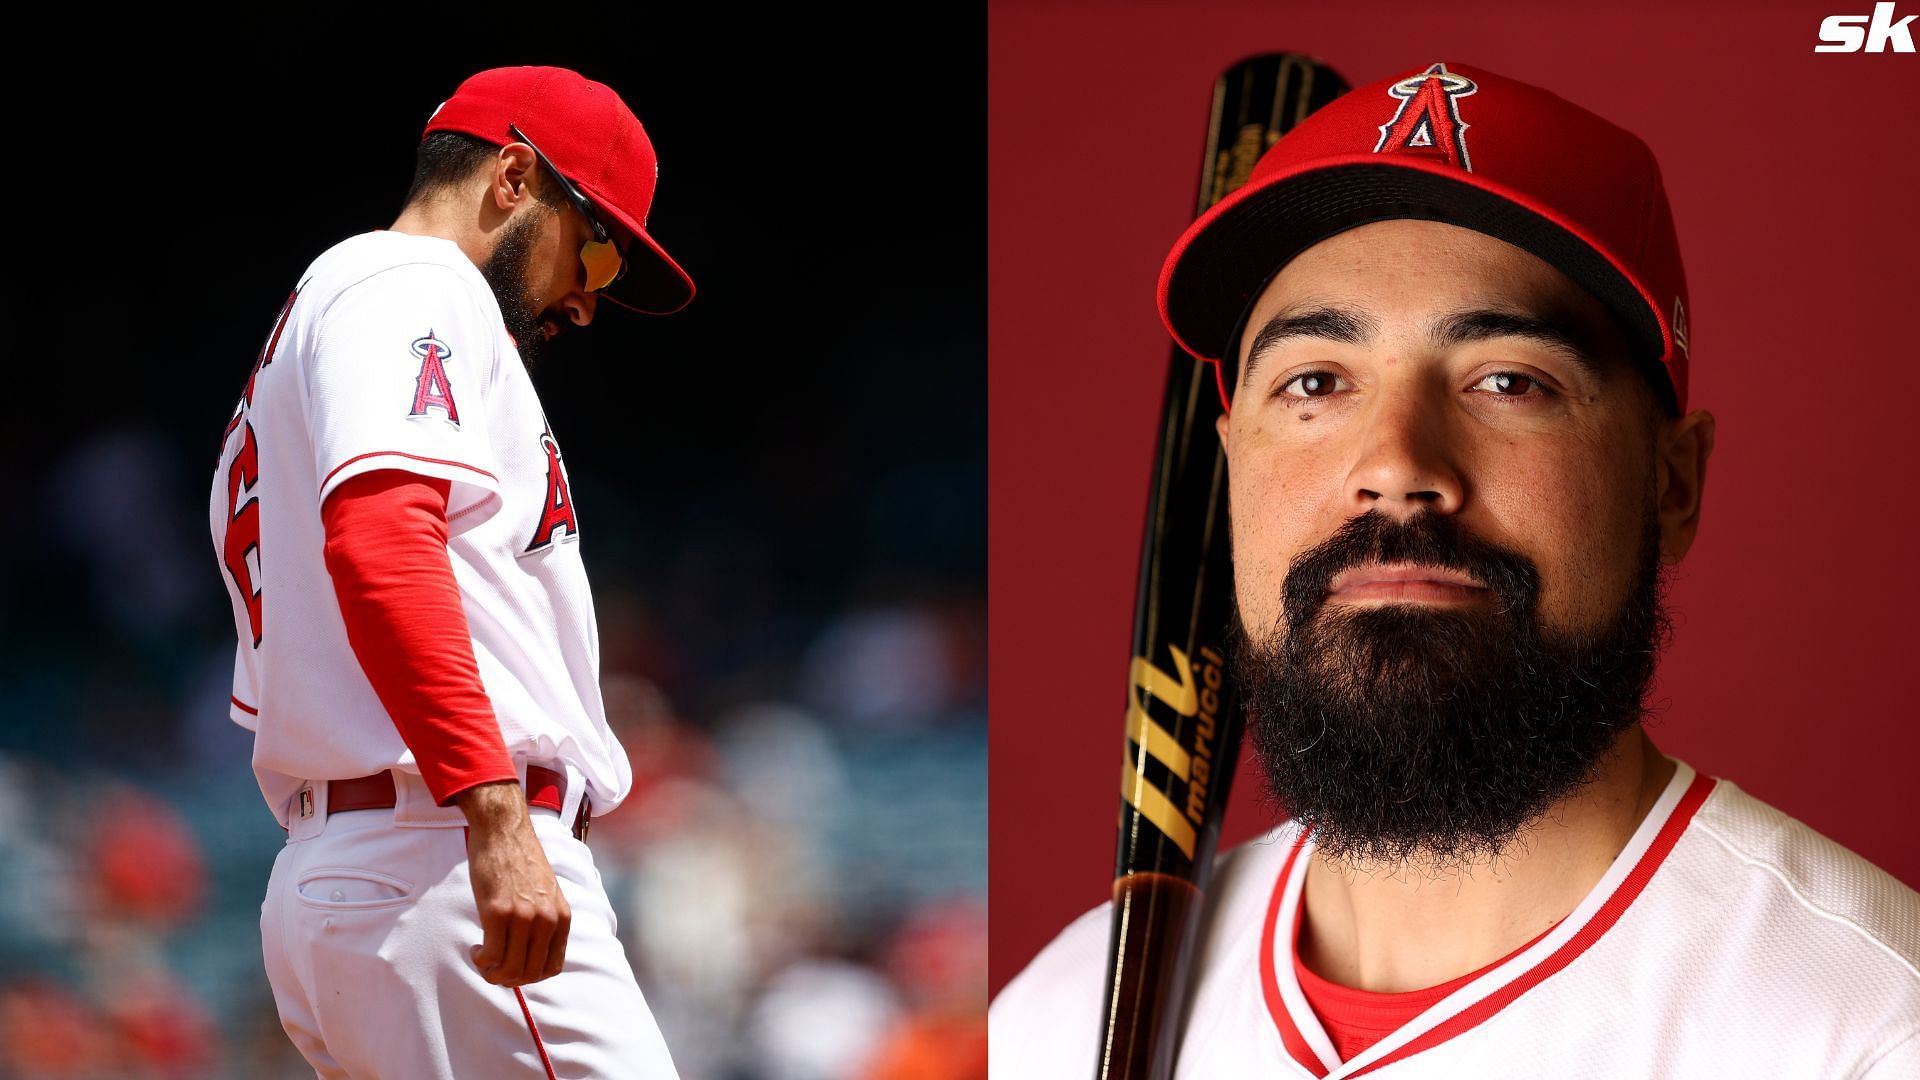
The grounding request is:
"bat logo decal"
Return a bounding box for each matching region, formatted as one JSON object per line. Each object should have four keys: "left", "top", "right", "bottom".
{"left": 1120, "top": 644, "right": 1225, "bottom": 860}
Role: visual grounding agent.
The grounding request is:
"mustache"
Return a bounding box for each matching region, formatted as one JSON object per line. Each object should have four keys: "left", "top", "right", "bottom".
{"left": 1279, "top": 510, "right": 1542, "bottom": 635}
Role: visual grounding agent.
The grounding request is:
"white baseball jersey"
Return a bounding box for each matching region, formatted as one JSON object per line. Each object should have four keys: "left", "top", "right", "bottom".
{"left": 207, "top": 229, "right": 632, "bottom": 827}
{"left": 992, "top": 759, "right": 1920, "bottom": 1078}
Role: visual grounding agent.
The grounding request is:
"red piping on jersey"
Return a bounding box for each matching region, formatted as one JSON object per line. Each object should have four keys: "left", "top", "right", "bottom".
{"left": 230, "top": 695, "right": 258, "bottom": 716}
{"left": 1261, "top": 832, "right": 1331, "bottom": 1076}
{"left": 320, "top": 449, "right": 499, "bottom": 492}
{"left": 514, "top": 986, "right": 559, "bottom": 1080}
{"left": 1260, "top": 772, "right": 1718, "bottom": 1076}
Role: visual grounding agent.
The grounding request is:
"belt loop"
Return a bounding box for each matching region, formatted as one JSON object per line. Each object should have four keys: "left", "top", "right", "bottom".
{"left": 556, "top": 763, "right": 589, "bottom": 840}
{"left": 391, "top": 769, "right": 466, "bottom": 828}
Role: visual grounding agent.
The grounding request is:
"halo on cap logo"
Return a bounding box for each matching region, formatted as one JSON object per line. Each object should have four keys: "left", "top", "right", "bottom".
{"left": 1374, "top": 62, "right": 1479, "bottom": 173}
{"left": 412, "top": 334, "right": 454, "bottom": 362}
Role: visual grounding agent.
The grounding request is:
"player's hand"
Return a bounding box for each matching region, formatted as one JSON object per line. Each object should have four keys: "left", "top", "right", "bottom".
{"left": 458, "top": 781, "right": 571, "bottom": 987}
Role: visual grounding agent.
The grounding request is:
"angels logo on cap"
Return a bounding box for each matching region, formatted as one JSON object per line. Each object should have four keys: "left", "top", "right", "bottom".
{"left": 1157, "top": 59, "right": 1695, "bottom": 416}
{"left": 1373, "top": 62, "right": 1478, "bottom": 171}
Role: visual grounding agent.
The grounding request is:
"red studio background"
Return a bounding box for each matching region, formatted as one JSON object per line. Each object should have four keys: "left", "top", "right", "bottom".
{"left": 990, "top": 0, "right": 1920, "bottom": 997}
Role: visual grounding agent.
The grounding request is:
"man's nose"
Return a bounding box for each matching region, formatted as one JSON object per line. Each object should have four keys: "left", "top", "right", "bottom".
{"left": 1343, "top": 385, "right": 1464, "bottom": 517}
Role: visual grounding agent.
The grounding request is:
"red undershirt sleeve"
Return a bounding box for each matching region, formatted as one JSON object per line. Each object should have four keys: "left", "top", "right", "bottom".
{"left": 320, "top": 468, "right": 518, "bottom": 805}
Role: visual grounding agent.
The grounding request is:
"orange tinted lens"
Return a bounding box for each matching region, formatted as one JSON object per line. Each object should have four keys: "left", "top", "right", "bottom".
{"left": 581, "top": 239, "right": 622, "bottom": 293}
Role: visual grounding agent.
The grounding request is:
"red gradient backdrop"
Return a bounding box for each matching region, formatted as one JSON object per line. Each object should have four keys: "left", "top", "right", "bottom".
{"left": 990, "top": 0, "right": 1920, "bottom": 997}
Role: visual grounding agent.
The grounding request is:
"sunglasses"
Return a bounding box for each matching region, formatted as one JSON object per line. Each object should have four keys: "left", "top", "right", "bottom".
{"left": 508, "top": 124, "right": 629, "bottom": 294}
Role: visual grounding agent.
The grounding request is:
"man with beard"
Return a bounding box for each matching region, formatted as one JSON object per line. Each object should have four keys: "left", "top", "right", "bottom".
{"left": 207, "top": 66, "right": 692, "bottom": 1076}
{"left": 991, "top": 61, "right": 1919, "bottom": 1078}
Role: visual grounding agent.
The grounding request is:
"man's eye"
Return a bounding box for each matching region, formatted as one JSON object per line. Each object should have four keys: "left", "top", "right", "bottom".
{"left": 1474, "top": 371, "right": 1546, "bottom": 397}
{"left": 1278, "top": 371, "right": 1342, "bottom": 398}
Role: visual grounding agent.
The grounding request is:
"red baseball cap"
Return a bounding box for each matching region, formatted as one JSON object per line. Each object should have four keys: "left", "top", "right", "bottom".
{"left": 1158, "top": 61, "right": 1690, "bottom": 414}
{"left": 424, "top": 65, "right": 695, "bottom": 315}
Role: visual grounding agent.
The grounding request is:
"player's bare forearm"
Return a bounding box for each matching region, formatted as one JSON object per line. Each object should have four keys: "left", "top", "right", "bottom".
{"left": 459, "top": 781, "right": 572, "bottom": 987}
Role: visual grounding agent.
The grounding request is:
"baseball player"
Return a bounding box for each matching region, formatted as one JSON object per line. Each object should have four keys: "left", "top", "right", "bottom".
{"left": 207, "top": 66, "right": 692, "bottom": 1078}
{"left": 991, "top": 61, "right": 1920, "bottom": 1077}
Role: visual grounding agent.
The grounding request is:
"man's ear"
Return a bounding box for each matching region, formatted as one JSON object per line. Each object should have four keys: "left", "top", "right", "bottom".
{"left": 1215, "top": 410, "right": 1232, "bottom": 460}
{"left": 488, "top": 143, "right": 539, "bottom": 213}
{"left": 1655, "top": 408, "right": 1714, "bottom": 564}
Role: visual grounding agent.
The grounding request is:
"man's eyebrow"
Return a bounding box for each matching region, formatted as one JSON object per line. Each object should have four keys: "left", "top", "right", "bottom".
{"left": 1240, "top": 304, "right": 1607, "bottom": 384}
{"left": 1241, "top": 307, "right": 1377, "bottom": 383}
{"left": 1430, "top": 309, "right": 1606, "bottom": 379}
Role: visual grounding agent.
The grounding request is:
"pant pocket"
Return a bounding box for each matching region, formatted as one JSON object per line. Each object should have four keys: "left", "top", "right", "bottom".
{"left": 294, "top": 866, "right": 415, "bottom": 911}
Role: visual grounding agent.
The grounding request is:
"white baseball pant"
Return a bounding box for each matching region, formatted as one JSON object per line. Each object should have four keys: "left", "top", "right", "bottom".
{"left": 258, "top": 765, "right": 678, "bottom": 1079}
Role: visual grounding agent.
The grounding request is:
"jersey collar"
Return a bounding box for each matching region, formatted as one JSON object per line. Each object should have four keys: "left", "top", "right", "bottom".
{"left": 1259, "top": 759, "right": 1717, "bottom": 1078}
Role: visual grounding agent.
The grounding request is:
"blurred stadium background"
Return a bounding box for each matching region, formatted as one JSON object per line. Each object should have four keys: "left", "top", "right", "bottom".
{"left": 0, "top": 11, "right": 983, "bottom": 1079}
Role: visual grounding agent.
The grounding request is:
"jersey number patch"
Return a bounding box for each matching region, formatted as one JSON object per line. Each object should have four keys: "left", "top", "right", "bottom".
{"left": 218, "top": 286, "right": 301, "bottom": 647}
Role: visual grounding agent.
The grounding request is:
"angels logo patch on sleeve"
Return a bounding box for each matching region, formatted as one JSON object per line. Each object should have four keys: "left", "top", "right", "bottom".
{"left": 409, "top": 332, "right": 461, "bottom": 425}
{"left": 304, "top": 257, "right": 503, "bottom": 517}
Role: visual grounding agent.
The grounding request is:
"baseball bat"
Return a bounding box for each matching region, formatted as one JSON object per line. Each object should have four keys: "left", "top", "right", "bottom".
{"left": 1097, "top": 54, "right": 1350, "bottom": 1080}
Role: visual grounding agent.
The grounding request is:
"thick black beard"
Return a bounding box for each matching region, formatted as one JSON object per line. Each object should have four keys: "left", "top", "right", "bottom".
{"left": 1231, "top": 502, "right": 1671, "bottom": 871}
{"left": 479, "top": 208, "right": 554, "bottom": 371}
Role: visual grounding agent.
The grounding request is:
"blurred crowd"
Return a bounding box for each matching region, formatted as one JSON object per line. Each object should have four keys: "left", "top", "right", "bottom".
{"left": 0, "top": 423, "right": 985, "bottom": 1080}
